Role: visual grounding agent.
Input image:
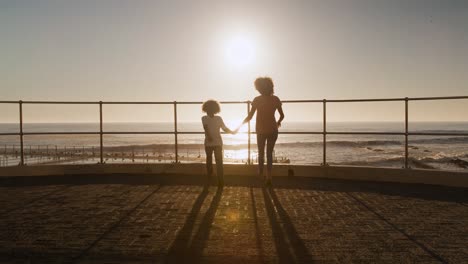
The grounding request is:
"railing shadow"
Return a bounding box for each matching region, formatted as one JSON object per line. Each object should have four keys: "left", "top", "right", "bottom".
{"left": 263, "top": 187, "right": 314, "bottom": 263}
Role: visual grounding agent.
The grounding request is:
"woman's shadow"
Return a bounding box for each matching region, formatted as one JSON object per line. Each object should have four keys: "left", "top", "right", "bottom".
{"left": 263, "top": 187, "right": 314, "bottom": 263}
{"left": 166, "top": 185, "right": 313, "bottom": 263}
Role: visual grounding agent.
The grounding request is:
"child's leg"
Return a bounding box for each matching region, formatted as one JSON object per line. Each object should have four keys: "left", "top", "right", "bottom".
{"left": 214, "top": 146, "right": 224, "bottom": 184}
{"left": 205, "top": 146, "right": 214, "bottom": 177}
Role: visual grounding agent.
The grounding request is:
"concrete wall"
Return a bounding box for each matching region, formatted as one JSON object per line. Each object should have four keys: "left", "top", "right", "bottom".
{"left": 0, "top": 163, "right": 467, "bottom": 188}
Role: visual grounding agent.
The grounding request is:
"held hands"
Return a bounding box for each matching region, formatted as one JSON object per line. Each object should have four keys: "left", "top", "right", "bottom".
{"left": 229, "top": 124, "right": 244, "bottom": 135}
{"left": 232, "top": 126, "right": 241, "bottom": 134}
{"left": 277, "top": 121, "right": 282, "bottom": 128}
{"left": 233, "top": 123, "right": 244, "bottom": 134}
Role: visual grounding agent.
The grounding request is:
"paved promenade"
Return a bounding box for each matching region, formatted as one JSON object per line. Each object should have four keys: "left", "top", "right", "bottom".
{"left": 0, "top": 175, "right": 467, "bottom": 263}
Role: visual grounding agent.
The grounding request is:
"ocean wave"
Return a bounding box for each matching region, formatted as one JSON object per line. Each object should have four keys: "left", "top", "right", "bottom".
{"left": 274, "top": 140, "right": 404, "bottom": 148}
{"left": 273, "top": 137, "right": 467, "bottom": 148}
{"left": 337, "top": 156, "right": 468, "bottom": 169}
{"left": 410, "top": 137, "right": 468, "bottom": 144}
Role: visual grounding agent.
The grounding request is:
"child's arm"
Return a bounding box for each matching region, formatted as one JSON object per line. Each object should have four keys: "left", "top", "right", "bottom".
{"left": 220, "top": 118, "right": 236, "bottom": 134}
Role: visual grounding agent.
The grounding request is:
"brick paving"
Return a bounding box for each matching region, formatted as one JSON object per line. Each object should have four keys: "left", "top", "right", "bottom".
{"left": 0, "top": 177, "right": 467, "bottom": 263}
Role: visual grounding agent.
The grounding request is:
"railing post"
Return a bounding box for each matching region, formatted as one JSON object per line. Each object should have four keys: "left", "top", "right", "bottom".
{"left": 405, "top": 97, "right": 409, "bottom": 169}
{"left": 99, "top": 101, "right": 104, "bottom": 164}
{"left": 247, "top": 101, "right": 251, "bottom": 165}
{"left": 19, "top": 100, "right": 24, "bottom": 166}
{"left": 322, "top": 99, "right": 327, "bottom": 166}
{"left": 174, "top": 101, "right": 178, "bottom": 163}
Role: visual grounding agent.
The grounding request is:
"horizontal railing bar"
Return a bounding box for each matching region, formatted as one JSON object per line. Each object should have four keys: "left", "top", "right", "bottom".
{"left": 21, "top": 101, "right": 100, "bottom": 104}
{"left": 18, "top": 132, "right": 174, "bottom": 135}
{"left": 327, "top": 98, "right": 406, "bottom": 103}
{"left": 407, "top": 96, "right": 468, "bottom": 101}
{"left": 320, "top": 132, "right": 468, "bottom": 136}
{"left": 1, "top": 96, "right": 466, "bottom": 105}
{"left": 103, "top": 132, "right": 174, "bottom": 135}
{"left": 176, "top": 101, "right": 250, "bottom": 105}
{"left": 176, "top": 131, "right": 324, "bottom": 135}
{"left": 177, "top": 132, "right": 205, "bottom": 134}
{"left": 327, "top": 132, "right": 406, "bottom": 135}
{"left": 102, "top": 102, "right": 174, "bottom": 105}
{"left": 0, "top": 133, "right": 20, "bottom": 136}
{"left": 175, "top": 131, "right": 468, "bottom": 136}
{"left": 408, "top": 132, "right": 468, "bottom": 136}
{"left": 279, "top": 100, "right": 323, "bottom": 103}
{"left": 174, "top": 102, "right": 203, "bottom": 105}
{"left": 277, "top": 131, "right": 323, "bottom": 134}
{"left": 1, "top": 131, "right": 467, "bottom": 136}
{"left": 22, "top": 132, "right": 101, "bottom": 135}
{"left": 219, "top": 101, "right": 249, "bottom": 104}
{"left": 313, "top": 96, "right": 468, "bottom": 103}
{"left": 176, "top": 131, "right": 323, "bottom": 135}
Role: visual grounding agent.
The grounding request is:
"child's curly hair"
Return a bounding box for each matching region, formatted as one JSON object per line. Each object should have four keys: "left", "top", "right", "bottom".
{"left": 254, "top": 77, "right": 274, "bottom": 96}
{"left": 202, "top": 100, "right": 221, "bottom": 115}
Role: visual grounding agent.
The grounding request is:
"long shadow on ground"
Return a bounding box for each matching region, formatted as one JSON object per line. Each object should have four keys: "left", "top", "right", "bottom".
{"left": 166, "top": 186, "right": 223, "bottom": 263}
{"left": 263, "top": 187, "right": 314, "bottom": 263}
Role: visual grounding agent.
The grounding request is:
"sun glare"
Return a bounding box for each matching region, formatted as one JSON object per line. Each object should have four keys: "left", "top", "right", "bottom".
{"left": 225, "top": 35, "right": 255, "bottom": 67}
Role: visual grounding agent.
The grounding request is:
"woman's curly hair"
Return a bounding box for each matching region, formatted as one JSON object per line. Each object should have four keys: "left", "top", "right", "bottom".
{"left": 254, "top": 77, "right": 274, "bottom": 96}
{"left": 202, "top": 100, "right": 221, "bottom": 114}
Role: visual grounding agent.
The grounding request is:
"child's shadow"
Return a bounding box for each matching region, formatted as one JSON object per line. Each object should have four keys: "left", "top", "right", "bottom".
{"left": 166, "top": 186, "right": 223, "bottom": 263}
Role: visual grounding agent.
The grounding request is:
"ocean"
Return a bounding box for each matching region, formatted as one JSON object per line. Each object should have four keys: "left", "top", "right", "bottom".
{"left": 0, "top": 122, "right": 467, "bottom": 171}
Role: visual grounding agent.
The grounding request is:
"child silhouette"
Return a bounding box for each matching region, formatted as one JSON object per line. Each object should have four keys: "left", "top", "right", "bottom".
{"left": 202, "top": 100, "right": 236, "bottom": 186}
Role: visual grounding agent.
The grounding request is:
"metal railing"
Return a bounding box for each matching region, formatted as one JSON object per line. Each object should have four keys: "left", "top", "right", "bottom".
{"left": 0, "top": 96, "right": 467, "bottom": 168}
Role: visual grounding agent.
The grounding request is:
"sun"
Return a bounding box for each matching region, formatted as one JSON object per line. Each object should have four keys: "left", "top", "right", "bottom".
{"left": 225, "top": 35, "right": 255, "bottom": 67}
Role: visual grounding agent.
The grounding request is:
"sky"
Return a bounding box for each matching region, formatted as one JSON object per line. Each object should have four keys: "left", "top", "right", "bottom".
{"left": 0, "top": 0, "right": 467, "bottom": 123}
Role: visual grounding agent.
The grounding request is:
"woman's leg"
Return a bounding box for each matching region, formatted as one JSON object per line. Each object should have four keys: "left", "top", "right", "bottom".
{"left": 256, "top": 134, "right": 267, "bottom": 176}
{"left": 205, "top": 146, "right": 214, "bottom": 177}
{"left": 214, "top": 146, "right": 224, "bottom": 185}
{"left": 266, "top": 131, "right": 279, "bottom": 178}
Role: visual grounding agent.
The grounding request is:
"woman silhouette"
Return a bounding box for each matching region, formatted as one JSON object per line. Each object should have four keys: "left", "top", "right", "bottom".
{"left": 242, "top": 77, "right": 284, "bottom": 186}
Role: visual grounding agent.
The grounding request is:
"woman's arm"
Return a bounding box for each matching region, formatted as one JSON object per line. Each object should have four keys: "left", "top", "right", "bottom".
{"left": 243, "top": 105, "right": 257, "bottom": 124}
{"left": 277, "top": 105, "right": 285, "bottom": 128}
